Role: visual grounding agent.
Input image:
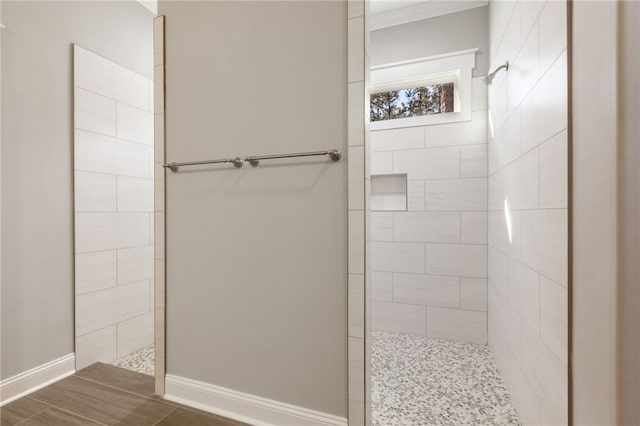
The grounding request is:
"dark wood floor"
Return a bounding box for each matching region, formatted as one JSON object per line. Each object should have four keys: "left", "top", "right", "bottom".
{"left": 1, "top": 363, "right": 250, "bottom": 426}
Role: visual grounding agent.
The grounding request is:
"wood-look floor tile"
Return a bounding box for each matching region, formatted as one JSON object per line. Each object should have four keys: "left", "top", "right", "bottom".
{"left": 0, "top": 397, "right": 48, "bottom": 426}
{"left": 29, "top": 376, "right": 173, "bottom": 426}
{"left": 17, "top": 407, "right": 103, "bottom": 426}
{"left": 76, "top": 363, "right": 154, "bottom": 397}
{"left": 153, "top": 408, "right": 245, "bottom": 426}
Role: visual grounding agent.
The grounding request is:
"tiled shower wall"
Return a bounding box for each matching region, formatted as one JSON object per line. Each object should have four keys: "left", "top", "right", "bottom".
{"left": 487, "top": 1, "right": 568, "bottom": 424}
{"left": 370, "top": 77, "right": 489, "bottom": 345}
{"left": 73, "top": 45, "right": 155, "bottom": 370}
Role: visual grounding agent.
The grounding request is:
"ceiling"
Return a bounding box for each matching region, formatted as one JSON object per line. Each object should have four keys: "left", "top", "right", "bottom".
{"left": 135, "top": 0, "right": 488, "bottom": 31}
{"left": 369, "top": 0, "right": 488, "bottom": 30}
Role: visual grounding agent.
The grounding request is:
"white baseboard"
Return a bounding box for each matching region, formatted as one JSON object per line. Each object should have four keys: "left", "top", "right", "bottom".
{"left": 165, "top": 374, "right": 348, "bottom": 426}
{"left": 0, "top": 353, "right": 75, "bottom": 406}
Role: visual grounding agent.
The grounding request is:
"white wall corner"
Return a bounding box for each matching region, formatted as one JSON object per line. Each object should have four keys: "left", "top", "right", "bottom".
{"left": 165, "top": 375, "right": 348, "bottom": 426}
{"left": 0, "top": 353, "right": 75, "bottom": 406}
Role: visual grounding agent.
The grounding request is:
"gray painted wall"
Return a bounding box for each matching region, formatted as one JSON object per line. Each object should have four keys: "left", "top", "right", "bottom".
{"left": 371, "top": 7, "right": 489, "bottom": 77}
{"left": 1, "top": 1, "right": 153, "bottom": 380}
{"left": 159, "top": 1, "right": 348, "bottom": 417}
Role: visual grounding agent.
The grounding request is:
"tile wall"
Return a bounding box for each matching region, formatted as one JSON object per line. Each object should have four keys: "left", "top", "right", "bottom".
{"left": 347, "top": 0, "right": 367, "bottom": 424}
{"left": 370, "top": 78, "right": 489, "bottom": 345}
{"left": 73, "top": 45, "right": 155, "bottom": 370}
{"left": 487, "top": 1, "right": 568, "bottom": 424}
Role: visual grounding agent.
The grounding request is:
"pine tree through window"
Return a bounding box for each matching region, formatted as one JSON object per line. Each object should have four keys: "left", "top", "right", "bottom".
{"left": 370, "top": 82, "right": 455, "bottom": 122}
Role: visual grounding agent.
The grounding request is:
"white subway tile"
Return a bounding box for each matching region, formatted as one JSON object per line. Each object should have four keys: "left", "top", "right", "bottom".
{"left": 117, "top": 176, "right": 154, "bottom": 212}
{"left": 148, "top": 80, "right": 154, "bottom": 114}
{"left": 74, "top": 45, "right": 149, "bottom": 111}
{"left": 522, "top": 325, "right": 568, "bottom": 425}
{"left": 372, "top": 301, "right": 426, "bottom": 335}
{"left": 507, "top": 147, "right": 539, "bottom": 210}
{"left": 489, "top": 77, "right": 509, "bottom": 134}
{"left": 393, "top": 211, "right": 460, "bottom": 243}
{"left": 539, "top": 130, "right": 568, "bottom": 208}
{"left": 489, "top": 1, "right": 518, "bottom": 61}
{"left": 74, "top": 88, "right": 116, "bottom": 137}
{"left": 114, "top": 280, "right": 151, "bottom": 323}
{"left": 371, "top": 194, "right": 406, "bottom": 211}
{"left": 75, "top": 171, "right": 117, "bottom": 212}
{"left": 521, "top": 51, "right": 568, "bottom": 153}
{"left": 424, "top": 111, "right": 487, "bottom": 147}
{"left": 488, "top": 167, "right": 508, "bottom": 211}
{"left": 508, "top": 259, "right": 540, "bottom": 333}
{"left": 75, "top": 130, "right": 150, "bottom": 178}
{"left": 371, "top": 242, "right": 425, "bottom": 273}
{"left": 426, "top": 307, "right": 487, "bottom": 344}
{"left": 348, "top": 146, "right": 365, "bottom": 210}
{"left": 461, "top": 144, "right": 487, "bottom": 178}
{"left": 426, "top": 244, "right": 487, "bottom": 278}
{"left": 371, "top": 271, "right": 392, "bottom": 302}
{"left": 492, "top": 2, "right": 520, "bottom": 79}
{"left": 393, "top": 273, "right": 460, "bottom": 308}
{"left": 508, "top": 358, "right": 543, "bottom": 426}
{"left": 371, "top": 126, "right": 424, "bottom": 152}
{"left": 407, "top": 180, "right": 425, "bottom": 211}
{"left": 540, "top": 276, "right": 568, "bottom": 366}
{"left": 116, "top": 312, "right": 153, "bottom": 358}
{"left": 76, "top": 251, "right": 117, "bottom": 295}
{"left": 508, "top": 21, "right": 539, "bottom": 112}
{"left": 489, "top": 107, "right": 520, "bottom": 174}
{"left": 488, "top": 247, "right": 510, "bottom": 298}
{"left": 76, "top": 288, "right": 115, "bottom": 336}
{"left": 75, "top": 212, "right": 150, "bottom": 253}
{"left": 539, "top": 0, "right": 567, "bottom": 74}
{"left": 393, "top": 146, "right": 460, "bottom": 180}
{"left": 472, "top": 77, "right": 488, "bottom": 111}
{"left": 117, "top": 103, "right": 153, "bottom": 145}
{"left": 370, "top": 151, "right": 392, "bottom": 175}
{"left": 521, "top": 209, "right": 568, "bottom": 287}
{"left": 461, "top": 211, "right": 487, "bottom": 244}
{"left": 461, "top": 278, "right": 487, "bottom": 311}
{"left": 75, "top": 326, "right": 117, "bottom": 369}
{"left": 426, "top": 178, "right": 487, "bottom": 211}
{"left": 503, "top": 302, "right": 524, "bottom": 367}
{"left": 371, "top": 212, "right": 393, "bottom": 241}
{"left": 488, "top": 209, "right": 522, "bottom": 260}
{"left": 520, "top": 0, "right": 546, "bottom": 43}
{"left": 117, "top": 245, "right": 154, "bottom": 285}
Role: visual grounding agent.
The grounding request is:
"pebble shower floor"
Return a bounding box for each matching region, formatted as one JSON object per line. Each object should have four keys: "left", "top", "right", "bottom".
{"left": 112, "top": 344, "right": 155, "bottom": 376}
{"left": 371, "top": 331, "right": 521, "bottom": 426}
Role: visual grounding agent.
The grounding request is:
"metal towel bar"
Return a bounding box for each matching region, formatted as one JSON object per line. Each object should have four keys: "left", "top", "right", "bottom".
{"left": 163, "top": 149, "right": 341, "bottom": 172}
{"left": 163, "top": 157, "right": 244, "bottom": 172}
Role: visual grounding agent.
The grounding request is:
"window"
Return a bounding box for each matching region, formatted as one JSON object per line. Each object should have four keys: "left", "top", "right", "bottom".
{"left": 370, "top": 49, "right": 477, "bottom": 130}
{"left": 370, "top": 83, "right": 455, "bottom": 122}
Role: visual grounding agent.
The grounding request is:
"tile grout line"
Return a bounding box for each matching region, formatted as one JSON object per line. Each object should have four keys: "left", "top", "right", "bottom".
{"left": 71, "top": 374, "right": 157, "bottom": 401}
{"left": 151, "top": 407, "right": 177, "bottom": 426}
{"left": 11, "top": 405, "right": 50, "bottom": 426}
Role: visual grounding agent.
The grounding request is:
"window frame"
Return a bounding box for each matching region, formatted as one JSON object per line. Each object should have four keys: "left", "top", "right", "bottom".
{"left": 370, "top": 49, "right": 478, "bottom": 130}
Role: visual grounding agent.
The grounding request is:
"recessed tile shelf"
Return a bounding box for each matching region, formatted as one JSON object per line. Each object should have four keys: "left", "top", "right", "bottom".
{"left": 371, "top": 174, "right": 408, "bottom": 212}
